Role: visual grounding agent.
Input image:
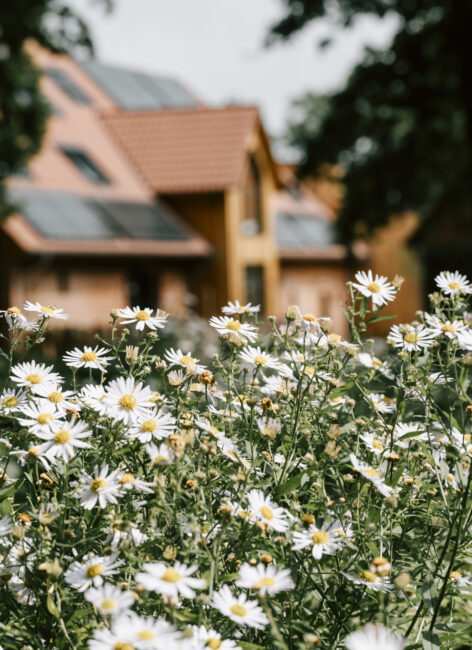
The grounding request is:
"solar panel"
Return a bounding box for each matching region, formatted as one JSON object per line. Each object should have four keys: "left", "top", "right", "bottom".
{"left": 45, "top": 68, "right": 92, "bottom": 105}
{"left": 10, "top": 189, "right": 190, "bottom": 242}
{"left": 78, "top": 60, "right": 197, "bottom": 111}
{"left": 277, "top": 213, "right": 337, "bottom": 249}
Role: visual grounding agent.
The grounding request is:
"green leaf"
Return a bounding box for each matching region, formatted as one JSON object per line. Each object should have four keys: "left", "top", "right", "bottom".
{"left": 421, "top": 575, "right": 438, "bottom": 613}
{"left": 366, "top": 313, "right": 397, "bottom": 324}
{"left": 239, "top": 644, "right": 266, "bottom": 650}
{"left": 276, "top": 468, "right": 310, "bottom": 497}
{"left": 46, "top": 594, "right": 60, "bottom": 618}
{"left": 422, "top": 630, "right": 440, "bottom": 650}
{"left": 0, "top": 478, "right": 24, "bottom": 501}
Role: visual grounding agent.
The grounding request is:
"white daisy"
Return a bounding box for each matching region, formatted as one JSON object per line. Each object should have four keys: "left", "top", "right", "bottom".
{"left": 345, "top": 624, "right": 405, "bottom": 650}
{"left": 109, "top": 521, "right": 148, "bottom": 548}
{"left": 116, "top": 306, "right": 168, "bottom": 331}
{"left": 222, "top": 300, "right": 260, "bottom": 315}
{"left": 164, "top": 348, "right": 206, "bottom": 374}
{"left": 64, "top": 553, "right": 123, "bottom": 592}
{"left": 63, "top": 346, "right": 113, "bottom": 371}
{"left": 117, "top": 471, "right": 154, "bottom": 494}
{"left": 211, "top": 585, "right": 268, "bottom": 629}
{"left": 366, "top": 393, "right": 396, "bottom": 414}
{"left": 393, "top": 422, "right": 428, "bottom": 448}
{"left": 145, "top": 442, "right": 175, "bottom": 466}
{"left": 136, "top": 561, "right": 206, "bottom": 598}
{"left": 425, "top": 314, "right": 467, "bottom": 340}
{"left": 343, "top": 570, "right": 393, "bottom": 592}
{"left": 80, "top": 384, "right": 107, "bottom": 415}
{"left": 189, "top": 625, "right": 240, "bottom": 650}
{"left": 84, "top": 583, "right": 135, "bottom": 616}
{"left": 0, "top": 516, "right": 12, "bottom": 537}
{"left": 350, "top": 454, "right": 393, "bottom": 497}
{"left": 0, "top": 388, "right": 27, "bottom": 414}
{"left": 388, "top": 324, "right": 435, "bottom": 352}
{"left": 10, "top": 361, "right": 62, "bottom": 393}
{"left": 33, "top": 384, "right": 78, "bottom": 411}
{"left": 257, "top": 417, "right": 282, "bottom": 438}
{"left": 125, "top": 613, "right": 179, "bottom": 647}
{"left": 36, "top": 419, "right": 92, "bottom": 462}
{"left": 359, "top": 432, "right": 388, "bottom": 455}
{"left": 357, "top": 353, "right": 394, "bottom": 379}
{"left": 88, "top": 626, "right": 135, "bottom": 650}
{"left": 128, "top": 409, "right": 177, "bottom": 443}
{"left": 76, "top": 464, "right": 121, "bottom": 510}
{"left": 292, "top": 523, "right": 342, "bottom": 559}
{"left": 10, "top": 444, "right": 54, "bottom": 471}
{"left": 239, "top": 346, "right": 281, "bottom": 371}
{"left": 449, "top": 571, "right": 472, "bottom": 594}
{"left": 23, "top": 301, "right": 68, "bottom": 320}
{"left": 17, "top": 399, "right": 63, "bottom": 433}
{"left": 435, "top": 271, "right": 472, "bottom": 296}
{"left": 352, "top": 270, "right": 396, "bottom": 307}
{"left": 103, "top": 377, "right": 154, "bottom": 425}
{"left": 247, "top": 489, "right": 290, "bottom": 532}
{"left": 457, "top": 328, "right": 472, "bottom": 351}
{"left": 0, "top": 306, "right": 38, "bottom": 331}
{"left": 209, "top": 316, "right": 258, "bottom": 342}
{"left": 236, "top": 563, "right": 294, "bottom": 595}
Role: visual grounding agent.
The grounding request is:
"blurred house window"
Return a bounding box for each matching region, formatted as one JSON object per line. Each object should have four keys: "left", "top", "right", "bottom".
{"left": 245, "top": 265, "right": 264, "bottom": 313}
{"left": 45, "top": 68, "right": 92, "bottom": 105}
{"left": 60, "top": 147, "right": 111, "bottom": 185}
{"left": 241, "top": 156, "right": 263, "bottom": 235}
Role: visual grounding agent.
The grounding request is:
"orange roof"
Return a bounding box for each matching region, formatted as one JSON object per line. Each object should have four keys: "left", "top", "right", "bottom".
{"left": 102, "top": 106, "right": 260, "bottom": 193}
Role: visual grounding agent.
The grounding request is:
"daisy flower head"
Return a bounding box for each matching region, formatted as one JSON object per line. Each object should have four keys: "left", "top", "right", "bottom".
{"left": 388, "top": 324, "right": 435, "bottom": 352}
{"left": 10, "top": 361, "right": 62, "bottom": 393}
{"left": 353, "top": 270, "right": 396, "bottom": 307}
{"left": 136, "top": 561, "right": 206, "bottom": 599}
{"left": 449, "top": 570, "right": 472, "bottom": 594}
{"left": 211, "top": 585, "right": 268, "bottom": 629}
{"left": 222, "top": 300, "right": 260, "bottom": 315}
{"left": 343, "top": 570, "right": 393, "bottom": 592}
{"left": 64, "top": 552, "right": 123, "bottom": 592}
{"left": 117, "top": 471, "right": 154, "bottom": 494}
{"left": 80, "top": 384, "right": 107, "bottom": 415}
{"left": 164, "top": 348, "right": 206, "bottom": 375}
{"left": 359, "top": 432, "right": 388, "bottom": 455}
{"left": 367, "top": 393, "right": 396, "bottom": 414}
{"left": 128, "top": 409, "right": 177, "bottom": 443}
{"left": 145, "top": 442, "right": 175, "bottom": 466}
{"left": 239, "top": 346, "right": 281, "bottom": 371}
{"left": 189, "top": 625, "right": 240, "bottom": 650}
{"left": 357, "top": 352, "right": 394, "bottom": 379}
{"left": 425, "top": 314, "right": 467, "bottom": 340}
{"left": 292, "top": 522, "right": 342, "bottom": 559}
{"left": 63, "top": 345, "right": 113, "bottom": 371}
{"left": 0, "top": 388, "right": 27, "bottom": 414}
{"left": 17, "top": 399, "right": 63, "bottom": 433}
{"left": 209, "top": 315, "right": 258, "bottom": 343}
{"left": 34, "top": 383, "right": 78, "bottom": 411}
{"left": 103, "top": 377, "right": 153, "bottom": 425}
{"left": 36, "top": 418, "right": 92, "bottom": 462}
{"left": 345, "top": 624, "right": 405, "bottom": 650}
{"left": 84, "top": 583, "right": 135, "bottom": 616}
{"left": 393, "top": 422, "right": 427, "bottom": 449}
{"left": 247, "top": 489, "right": 290, "bottom": 532}
{"left": 24, "top": 301, "right": 68, "bottom": 320}
{"left": 236, "top": 563, "right": 294, "bottom": 595}
{"left": 435, "top": 270, "right": 472, "bottom": 296}
{"left": 0, "top": 306, "right": 38, "bottom": 331}
{"left": 115, "top": 306, "right": 168, "bottom": 331}
{"left": 76, "top": 464, "right": 121, "bottom": 510}
{"left": 126, "top": 613, "right": 179, "bottom": 648}
{"left": 350, "top": 454, "right": 393, "bottom": 497}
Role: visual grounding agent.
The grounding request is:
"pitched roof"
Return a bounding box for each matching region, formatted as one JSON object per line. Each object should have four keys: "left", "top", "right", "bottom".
{"left": 102, "top": 106, "right": 260, "bottom": 193}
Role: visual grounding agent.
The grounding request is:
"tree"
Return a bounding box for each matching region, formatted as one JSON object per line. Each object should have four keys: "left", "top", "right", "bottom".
{"left": 0, "top": 0, "right": 111, "bottom": 218}
{"left": 271, "top": 2, "right": 472, "bottom": 254}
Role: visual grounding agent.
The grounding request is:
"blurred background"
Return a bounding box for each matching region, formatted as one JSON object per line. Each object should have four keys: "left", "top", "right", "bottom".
{"left": 0, "top": 0, "right": 469, "bottom": 346}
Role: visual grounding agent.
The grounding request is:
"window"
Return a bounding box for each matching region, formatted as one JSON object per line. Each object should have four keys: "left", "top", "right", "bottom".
{"left": 242, "top": 156, "right": 263, "bottom": 235}
{"left": 60, "top": 147, "right": 111, "bottom": 185}
{"left": 245, "top": 266, "right": 264, "bottom": 313}
{"left": 45, "top": 68, "right": 92, "bottom": 105}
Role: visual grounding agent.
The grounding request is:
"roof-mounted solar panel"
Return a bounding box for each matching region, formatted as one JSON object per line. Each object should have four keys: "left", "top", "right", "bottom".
{"left": 277, "top": 213, "right": 338, "bottom": 250}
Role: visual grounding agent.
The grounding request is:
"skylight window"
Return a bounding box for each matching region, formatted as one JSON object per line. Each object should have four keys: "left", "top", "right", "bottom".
{"left": 60, "top": 147, "right": 111, "bottom": 185}
{"left": 45, "top": 68, "right": 92, "bottom": 105}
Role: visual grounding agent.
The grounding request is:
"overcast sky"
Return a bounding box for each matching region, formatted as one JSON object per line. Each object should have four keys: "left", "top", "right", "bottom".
{"left": 72, "top": 0, "right": 398, "bottom": 141}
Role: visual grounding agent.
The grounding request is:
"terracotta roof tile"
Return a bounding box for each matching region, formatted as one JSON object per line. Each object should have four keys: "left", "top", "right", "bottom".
{"left": 102, "top": 106, "right": 260, "bottom": 193}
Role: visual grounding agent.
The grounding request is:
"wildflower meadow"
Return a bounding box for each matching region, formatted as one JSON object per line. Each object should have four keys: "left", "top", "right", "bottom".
{"left": 1, "top": 270, "right": 472, "bottom": 649}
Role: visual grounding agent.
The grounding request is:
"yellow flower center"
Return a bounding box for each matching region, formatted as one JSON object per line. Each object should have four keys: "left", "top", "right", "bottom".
{"left": 367, "top": 281, "right": 381, "bottom": 293}
{"left": 359, "top": 570, "right": 378, "bottom": 583}
{"left": 259, "top": 506, "right": 274, "bottom": 520}
{"left": 179, "top": 355, "right": 194, "bottom": 365}
{"left": 206, "top": 639, "right": 222, "bottom": 650}
{"left": 441, "top": 323, "right": 455, "bottom": 333}
{"left": 100, "top": 598, "right": 116, "bottom": 611}
{"left": 448, "top": 281, "right": 461, "bottom": 291}
{"left": 81, "top": 351, "right": 98, "bottom": 362}
{"left": 226, "top": 319, "right": 241, "bottom": 331}
{"left": 303, "top": 313, "right": 317, "bottom": 322}
{"left": 364, "top": 467, "right": 379, "bottom": 479}
{"left": 48, "top": 391, "right": 64, "bottom": 403}
{"left": 2, "top": 396, "right": 18, "bottom": 408}
{"left": 465, "top": 434, "right": 471, "bottom": 443}
{"left": 230, "top": 603, "right": 247, "bottom": 618}
{"left": 37, "top": 413, "right": 53, "bottom": 425}
{"left": 120, "top": 394, "right": 137, "bottom": 410}
{"left": 372, "top": 358, "right": 383, "bottom": 368}
{"left": 86, "top": 563, "right": 104, "bottom": 578}
{"left": 304, "top": 365, "right": 315, "bottom": 376}
{"left": 153, "top": 455, "right": 168, "bottom": 464}
{"left": 404, "top": 332, "right": 418, "bottom": 344}
{"left": 28, "top": 446, "right": 39, "bottom": 457}
{"left": 26, "top": 373, "right": 42, "bottom": 384}
{"left": 54, "top": 429, "right": 72, "bottom": 444}
{"left": 135, "top": 310, "right": 150, "bottom": 321}
{"left": 137, "top": 630, "right": 155, "bottom": 641}
{"left": 119, "top": 473, "right": 135, "bottom": 485}
{"left": 311, "top": 530, "right": 330, "bottom": 544}
{"left": 40, "top": 305, "right": 56, "bottom": 315}
{"left": 372, "top": 439, "right": 384, "bottom": 450}
{"left": 141, "top": 419, "right": 157, "bottom": 432}
{"left": 450, "top": 571, "right": 462, "bottom": 580}
{"left": 91, "top": 478, "right": 108, "bottom": 492}
{"left": 254, "top": 355, "right": 267, "bottom": 365}
{"left": 160, "top": 568, "right": 182, "bottom": 583}
{"left": 114, "top": 643, "right": 134, "bottom": 650}
{"left": 7, "top": 306, "right": 21, "bottom": 315}
{"left": 254, "top": 576, "right": 276, "bottom": 588}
